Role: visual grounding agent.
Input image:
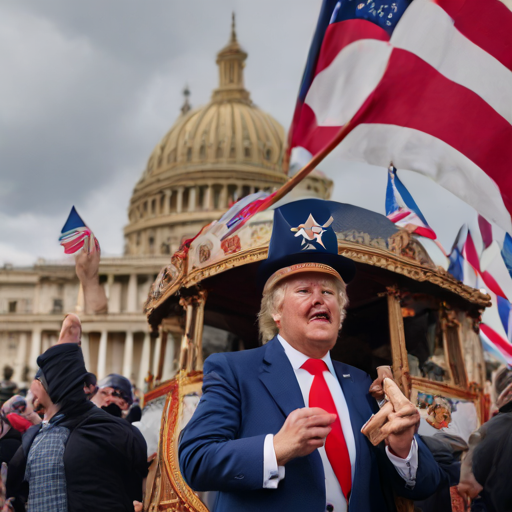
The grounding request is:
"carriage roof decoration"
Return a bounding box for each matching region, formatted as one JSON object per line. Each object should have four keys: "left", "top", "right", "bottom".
{"left": 144, "top": 196, "right": 489, "bottom": 325}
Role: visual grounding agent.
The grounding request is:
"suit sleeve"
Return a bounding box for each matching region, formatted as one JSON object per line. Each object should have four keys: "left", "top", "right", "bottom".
{"left": 179, "top": 353, "right": 266, "bottom": 492}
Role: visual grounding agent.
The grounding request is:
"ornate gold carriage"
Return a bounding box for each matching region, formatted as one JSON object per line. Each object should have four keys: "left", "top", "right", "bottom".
{"left": 141, "top": 199, "right": 490, "bottom": 512}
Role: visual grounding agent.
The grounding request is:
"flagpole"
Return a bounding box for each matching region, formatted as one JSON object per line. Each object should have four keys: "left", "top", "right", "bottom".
{"left": 266, "top": 120, "right": 354, "bottom": 208}
{"left": 220, "top": 120, "right": 355, "bottom": 240}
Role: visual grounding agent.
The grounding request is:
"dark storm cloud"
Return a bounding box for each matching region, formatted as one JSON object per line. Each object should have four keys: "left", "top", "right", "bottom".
{"left": 0, "top": 0, "right": 321, "bottom": 220}
{"left": 0, "top": 0, "right": 484, "bottom": 265}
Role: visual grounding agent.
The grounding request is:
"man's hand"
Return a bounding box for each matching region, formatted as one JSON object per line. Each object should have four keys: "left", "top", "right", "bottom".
{"left": 369, "top": 366, "right": 394, "bottom": 401}
{"left": 380, "top": 379, "right": 419, "bottom": 458}
{"left": 57, "top": 313, "right": 82, "bottom": 345}
{"left": 362, "top": 378, "right": 419, "bottom": 455}
{"left": 75, "top": 237, "right": 101, "bottom": 284}
{"left": 273, "top": 407, "right": 336, "bottom": 466}
{"left": 75, "top": 239, "right": 108, "bottom": 315}
{"left": 133, "top": 501, "right": 143, "bottom": 512}
{"left": 457, "top": 471, "right": 483, "bottom": 503}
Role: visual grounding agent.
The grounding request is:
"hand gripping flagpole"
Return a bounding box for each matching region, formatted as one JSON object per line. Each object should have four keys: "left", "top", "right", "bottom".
{"left": 221, "top": 120, "right": 354, "bottom": 240}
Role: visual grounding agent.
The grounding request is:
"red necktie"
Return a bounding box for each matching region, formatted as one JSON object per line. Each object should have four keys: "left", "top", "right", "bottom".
{"left": 301, "top": 358, "right": 352, "bottom": 500}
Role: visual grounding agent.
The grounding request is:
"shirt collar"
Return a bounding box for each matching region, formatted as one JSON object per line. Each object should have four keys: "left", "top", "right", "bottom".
{"left": 277, "top": 334, "right": 335, "bottom": 375}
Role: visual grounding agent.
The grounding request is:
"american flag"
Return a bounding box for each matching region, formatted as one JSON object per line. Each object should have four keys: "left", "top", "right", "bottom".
{"left": 447, "top": 222, "right": 512, "bottom": 361}
{"left": 288, "top": 0, "right": 512, "bottom": 234}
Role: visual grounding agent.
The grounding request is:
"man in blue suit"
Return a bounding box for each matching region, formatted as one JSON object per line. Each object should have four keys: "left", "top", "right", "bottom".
{"left": 179, "top": 199, "right": 444, "bottom": 511}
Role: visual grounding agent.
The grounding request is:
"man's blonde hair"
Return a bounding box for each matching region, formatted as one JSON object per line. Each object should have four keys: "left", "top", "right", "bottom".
{"left": 257, "top": 276, "right": 349, "bottom": 343}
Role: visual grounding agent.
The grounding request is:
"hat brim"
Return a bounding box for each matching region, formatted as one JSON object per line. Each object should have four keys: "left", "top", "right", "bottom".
{"left": 258, "top": 251, "right": 356, "bottom": 292}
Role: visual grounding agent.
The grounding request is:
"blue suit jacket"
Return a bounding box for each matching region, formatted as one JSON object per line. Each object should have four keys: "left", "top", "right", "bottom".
{"left": 179, "top": 337, "right": 444, "bottom": 512}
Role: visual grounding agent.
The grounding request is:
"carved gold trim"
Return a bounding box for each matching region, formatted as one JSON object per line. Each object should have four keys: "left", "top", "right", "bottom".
{"left": 337, "top": 241, "right": 490, "bottom": 307}
{"left": 160, "top": 371, "right": 208, "bottom": 512}
{"left": 146, "top": 238, "right": 490, "bottom": 318}
{"left": 409, "top": 376, "right": 478, "bottom": 401}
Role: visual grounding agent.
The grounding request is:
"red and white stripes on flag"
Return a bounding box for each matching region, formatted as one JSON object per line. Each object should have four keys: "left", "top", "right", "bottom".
{"left": 289, "top": 0, "right": 512, "bottom": 233}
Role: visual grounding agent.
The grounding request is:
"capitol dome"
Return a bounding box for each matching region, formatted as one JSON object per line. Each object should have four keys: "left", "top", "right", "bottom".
{"left": 124, "top": 16, "right": 331, "bottom": 257}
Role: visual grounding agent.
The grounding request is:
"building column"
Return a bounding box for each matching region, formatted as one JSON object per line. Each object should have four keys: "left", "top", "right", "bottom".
{"left": 164, "top": 190, "right": 171, "bottom": 215}
{"left": 138, "top": 332, "right": 151, "bottom": 391}
{"left": 81, "top": 332, "right": 91, "bottom": 370}
{"left": 105, "top": 274, "right": 114, "bottom": 300}
{"left": 29, "top": 328, "right": 42, "bottom": 376}
{"left": 220, "top": 185, "right": 228, "bottom": 209}
{"left": 97, "top": 330, "right": 108, "bottom": 380}
{"left": 177, "top": 187, "right": 184, "bottom": 214}
{"left": 205, "top": 185, "right": 212, "bottom": 211}
{"left": 14, "top": 333, "right": 28, "bottom": 383}
{"left": 123, "top": 331, "right": 134, "bottom": 380}
{"left": 127, "top": 274, "right": 138, "bottom": 313}
{"left": 188, "top": 187, "right": 197, "bottom": 212}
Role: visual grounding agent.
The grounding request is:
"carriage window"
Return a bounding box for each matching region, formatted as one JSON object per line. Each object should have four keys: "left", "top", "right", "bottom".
{"left": 401, "top": 294, "right": 463, "bottom": 386}
{"left": 202, "top": 325, "right": 240, "bottom": 361}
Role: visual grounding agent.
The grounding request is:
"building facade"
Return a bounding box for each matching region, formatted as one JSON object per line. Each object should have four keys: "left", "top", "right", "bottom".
{"left": 0, "top": 19, "right": 332, "bottom": 390}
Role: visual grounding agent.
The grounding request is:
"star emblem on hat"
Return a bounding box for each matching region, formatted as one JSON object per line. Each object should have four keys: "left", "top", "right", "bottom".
{"left": 290, "top": 214, "right": 334, "bottom": 250}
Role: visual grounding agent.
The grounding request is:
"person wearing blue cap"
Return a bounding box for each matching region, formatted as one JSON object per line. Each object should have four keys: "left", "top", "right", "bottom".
{"left": 179, "top": 199, "right": 446, "bottom": 512}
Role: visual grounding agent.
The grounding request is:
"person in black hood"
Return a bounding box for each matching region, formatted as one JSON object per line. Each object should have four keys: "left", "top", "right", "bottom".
{"left": 6, "top": 341, "right": 147, "bottom": 512}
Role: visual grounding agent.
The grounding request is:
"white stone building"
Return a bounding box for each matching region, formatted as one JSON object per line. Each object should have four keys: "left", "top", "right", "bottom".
{"left": 0, "top": 20, "right": 331, "bottom": 390}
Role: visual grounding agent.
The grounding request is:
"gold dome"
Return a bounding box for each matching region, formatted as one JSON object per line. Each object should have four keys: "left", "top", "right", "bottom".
{"left": 138, "top": 15, "right": 285, "bottom": 185}
{"left": 124, "top": 16, "right": 289, "bottom": 257}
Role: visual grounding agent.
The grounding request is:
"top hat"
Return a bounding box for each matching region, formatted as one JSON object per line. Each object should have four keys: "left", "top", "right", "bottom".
{"left": 258, "top": 199, "right": 356, "bottom": 291}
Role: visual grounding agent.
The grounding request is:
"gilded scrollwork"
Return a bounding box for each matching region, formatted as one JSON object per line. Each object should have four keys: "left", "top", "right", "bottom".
{"left": 145, "top": 231, "right": 490, "bottom": 318}
{"left": 336, "top": 229, "right": 389, "bottom": 250}
{"left": 145, "top": 372, "right": 208, "bottom": 512}
{"left": 338, "top": 244, "right": 490, "bottom": 308}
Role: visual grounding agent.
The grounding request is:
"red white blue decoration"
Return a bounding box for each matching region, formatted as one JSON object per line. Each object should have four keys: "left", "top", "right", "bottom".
{"left": 385, "top": 166, "right": 436, "bottom": 240}
{"left": 59, "top": 206, "right": 99, "bottom": 255}
{"left": 288, "top": 0, "right": 512, "bottom": 234}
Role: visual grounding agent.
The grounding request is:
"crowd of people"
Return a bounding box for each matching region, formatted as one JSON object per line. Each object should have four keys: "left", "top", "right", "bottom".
{"left": 0, "top": 314, "right": 147, "bottom": 512}
{"left": 0, "top": 199, "right": 511, "bottom": 512}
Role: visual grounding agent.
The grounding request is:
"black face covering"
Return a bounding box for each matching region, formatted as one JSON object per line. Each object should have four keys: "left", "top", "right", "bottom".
{"left": 101, "top": 403, "right": 122, "bottom": 418}
{"left": 36, "top": 343, "right": 88, "bottom": 413}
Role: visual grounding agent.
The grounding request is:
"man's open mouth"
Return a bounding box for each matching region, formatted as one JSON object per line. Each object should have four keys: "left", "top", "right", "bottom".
{"left": 309, "top": 312, "right": 331, "bottom": 322}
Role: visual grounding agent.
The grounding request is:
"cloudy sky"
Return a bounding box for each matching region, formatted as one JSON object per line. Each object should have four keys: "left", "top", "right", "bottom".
{"left": 0, "top": 0, "right": 487, "bottom": 266}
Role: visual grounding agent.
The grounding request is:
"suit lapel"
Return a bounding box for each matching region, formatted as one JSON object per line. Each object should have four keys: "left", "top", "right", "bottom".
{"left": 259, "top": 337, "right": 324, "bottom": 492}
{"left": 258, "top": 337, "right": 305, "bottom": 418}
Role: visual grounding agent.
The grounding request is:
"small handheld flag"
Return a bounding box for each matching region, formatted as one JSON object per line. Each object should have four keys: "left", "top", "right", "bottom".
{"left": 59, "top": 206, "right": 99, "bottom": 255}
{"left": 385, "top": 166, "right": 436, "bottom": 240}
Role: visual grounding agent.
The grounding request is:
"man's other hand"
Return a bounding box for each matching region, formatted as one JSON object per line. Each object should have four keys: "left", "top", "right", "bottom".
{"left": 75, "top": 237, "right": 101, "bottom": 284}
{"left": 75, "top": 239, "right": 108, "bottom": 315}
{"left": 57, "top": 313, "right": 82, "bottom": 345}
{"left": 380, "top": 378, "right": 419, "bottom": 458}
{"left": 273, "top": 407, "right": 336, "bottom": 466}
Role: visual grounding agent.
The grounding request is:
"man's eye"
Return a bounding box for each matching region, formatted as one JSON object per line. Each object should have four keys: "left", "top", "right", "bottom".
{"left": 323, "top": 290, "right": 334, "bottom": 295}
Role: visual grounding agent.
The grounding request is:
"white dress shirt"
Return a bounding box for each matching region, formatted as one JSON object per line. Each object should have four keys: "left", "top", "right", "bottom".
{"left": 262, "top": 335, "right": 418, "bottom": 512}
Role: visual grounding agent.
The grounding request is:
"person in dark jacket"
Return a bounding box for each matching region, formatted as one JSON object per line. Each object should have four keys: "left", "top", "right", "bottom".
{"left": 6, "top": 343, "right": 147, "bottom": 512}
